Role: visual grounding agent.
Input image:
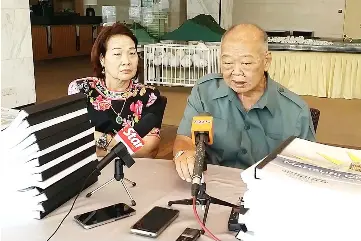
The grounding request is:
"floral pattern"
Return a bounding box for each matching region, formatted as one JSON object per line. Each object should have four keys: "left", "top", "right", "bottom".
{"left": 68, "top": 77, "right": 162, "bottom": 138}
{"left": 130, "top": 100, "right": 143, "bottom": 120}
{"left": 146, "top": 93, "right": 157, "bottom": 107}
{"left": 91, "top": 95, "right": 112, "bottom": 111}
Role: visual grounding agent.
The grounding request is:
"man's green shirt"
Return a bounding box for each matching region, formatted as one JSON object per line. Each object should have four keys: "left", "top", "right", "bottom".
{"left": 177, "top": 73, "right": 316, "bottom": 169}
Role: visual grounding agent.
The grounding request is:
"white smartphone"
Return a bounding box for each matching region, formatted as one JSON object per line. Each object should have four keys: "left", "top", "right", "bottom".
{"left": 74, "top": 203, "right": 136, "bottom": 229}
{"left": 130, "top": 206, "right": 179, "bottom": 238}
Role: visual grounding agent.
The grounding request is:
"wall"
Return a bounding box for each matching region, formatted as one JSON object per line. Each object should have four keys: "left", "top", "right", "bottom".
{"left": 232, "top": 0, "right": 346, "bottom": 38}
{"left": 90, "top": 0, "right": 131, "bottom": 22}
{"left": 53, "top": 0, "right": 75, "bottom": 12}
{"left": 187, "top": 0, "right": 220, "bottom": 23}
{"left": 168, "top": 0, "right": 187, "bottom": 32}
{"left": 91, "top": 0, "right": 186, "bottom": 33}
{"left": 220, "top": 0, "right": 233, "bottom": 30}
{"left": 186, "top": 0, "right": 234, "bottom": 30}
{"left": 344, "top": 0, "right": 361, "bottom": 39}
{"left": 1, "top": 0, "right": 36, "bottom": 108}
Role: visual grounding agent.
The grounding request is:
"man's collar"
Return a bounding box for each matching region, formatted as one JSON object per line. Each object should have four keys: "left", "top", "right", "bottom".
{"left": 253, "top": 73, "right": 278, "bottom": 116}
{"left": 211, "top": 72, "right": 278, "bottom": 116}
{"left": 211, "top": 80, "right": 230, "bottom": 100}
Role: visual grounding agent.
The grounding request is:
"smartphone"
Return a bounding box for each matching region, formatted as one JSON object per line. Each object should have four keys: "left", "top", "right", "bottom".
{"left": 74, "top": 203, "right": 136, "bottom": 229}
{"left": 130, "top": 206, "right": 179, "bottom": 238}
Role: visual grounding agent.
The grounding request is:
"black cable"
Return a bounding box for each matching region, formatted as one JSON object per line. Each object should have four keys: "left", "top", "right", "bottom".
{"left": 46, "top": 168, "right": 97, "bottom": 241}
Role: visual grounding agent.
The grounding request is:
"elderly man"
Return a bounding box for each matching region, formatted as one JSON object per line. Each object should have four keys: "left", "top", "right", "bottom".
{"left": 173, "top": 24, "right": 316, "bottom": 182}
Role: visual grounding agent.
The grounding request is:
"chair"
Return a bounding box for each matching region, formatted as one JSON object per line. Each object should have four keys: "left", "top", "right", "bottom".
{"left": 310, "top": 108, "right": 321, "bottom": 133}
{"left": 159, "top": 95, "right": 168, "bottom": 127}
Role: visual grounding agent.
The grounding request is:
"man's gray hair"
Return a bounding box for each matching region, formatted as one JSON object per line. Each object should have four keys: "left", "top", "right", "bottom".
{"left": 221, "top": 23, "right": 269, "bottom": 51}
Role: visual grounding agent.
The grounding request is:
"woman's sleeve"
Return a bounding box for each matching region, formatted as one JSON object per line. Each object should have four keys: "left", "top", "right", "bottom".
{"left": 68, "top": 80, "right": 80, "bottom": 95}
{"left": 142, "top": 88, "right": 165, "bottom": 138}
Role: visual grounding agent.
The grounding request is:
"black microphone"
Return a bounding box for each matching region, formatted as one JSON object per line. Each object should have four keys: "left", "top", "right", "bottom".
{"left": 191, "top": 135, "right": 207, "bottom": 197}
{"left": 95, "top": 113, "right": 159, "bottom": 173}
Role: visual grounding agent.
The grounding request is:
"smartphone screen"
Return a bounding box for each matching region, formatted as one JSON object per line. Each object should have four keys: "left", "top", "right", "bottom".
{"left": 131, "top": 206, "right": 179, "bottom": 235}
{"left": 74, "top": 203, "right": 135, "bottom": 228}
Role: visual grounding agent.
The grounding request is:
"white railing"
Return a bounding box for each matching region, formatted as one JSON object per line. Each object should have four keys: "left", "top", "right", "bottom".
{"left": 143, "top": 42, "right": 221, "bottom": 87}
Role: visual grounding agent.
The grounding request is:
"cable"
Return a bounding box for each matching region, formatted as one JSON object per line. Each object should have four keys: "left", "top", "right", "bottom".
{"left": 46, "top": 168, "right": 97, "bottom": 241}
{"left": 192, "top": 197, "right": 221, "bottom": 241}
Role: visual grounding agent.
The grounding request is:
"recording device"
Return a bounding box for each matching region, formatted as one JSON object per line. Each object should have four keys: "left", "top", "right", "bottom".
{"left": 190, "top": 114, "right": 214, "bottom": 197}
{"left": 95, "top": 113, "right": 158, "bottom": 171}
{"left": 130, "top": 206, "right": 179, "bottom": 238}
{"left": 228, "top": 205, "right": 249, "bottom": 232}
{"left": 74, "top": 203, "right": 136, "bottom": 229}
{"left": 175, "top": 228, "right": 202, "bottom": 241}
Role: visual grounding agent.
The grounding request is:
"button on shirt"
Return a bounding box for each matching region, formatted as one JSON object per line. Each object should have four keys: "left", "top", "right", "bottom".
{"left": 177, "top": 73, "right": 316, "bottom": 169}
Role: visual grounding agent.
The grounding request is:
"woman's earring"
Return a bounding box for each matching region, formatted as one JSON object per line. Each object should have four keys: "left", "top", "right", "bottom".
{"left": 101, "top": 67, "right": 105, "bottom": 74}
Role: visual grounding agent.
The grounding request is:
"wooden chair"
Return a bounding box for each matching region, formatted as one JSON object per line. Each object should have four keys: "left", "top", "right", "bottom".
{"left": 310, "top": 108, "right": 321, "bottom": 133}
{"left": 159, "top": 95, "right": 168, "bottom": 127}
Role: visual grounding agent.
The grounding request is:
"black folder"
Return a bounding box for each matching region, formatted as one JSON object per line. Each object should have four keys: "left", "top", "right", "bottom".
{"left": 34, "top": 160, "right": 99, "bottom": 219}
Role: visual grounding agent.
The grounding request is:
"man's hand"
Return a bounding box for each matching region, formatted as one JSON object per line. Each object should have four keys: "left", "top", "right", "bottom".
{"left": 174, "top": 150, "right": 196, "bottom": 182}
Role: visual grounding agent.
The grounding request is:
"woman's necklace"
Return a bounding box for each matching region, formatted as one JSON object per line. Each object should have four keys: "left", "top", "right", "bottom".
{"left": 103, "top": 77, "right": 132, "bottom": 125}
{"left": 110, "top": 99, "right": 127, "bottom": 124}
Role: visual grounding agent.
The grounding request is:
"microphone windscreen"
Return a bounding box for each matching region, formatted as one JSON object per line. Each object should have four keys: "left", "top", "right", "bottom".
{"left": 191, "top": 114, "right": 214, "bottom": 145}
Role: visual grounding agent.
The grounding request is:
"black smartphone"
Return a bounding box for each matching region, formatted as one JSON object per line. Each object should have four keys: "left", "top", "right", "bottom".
{"left": 130, "top": 206, "right": 179, "bottom": 238}
{"left": 74, "top": 203, "right": 136, "bottom": 229}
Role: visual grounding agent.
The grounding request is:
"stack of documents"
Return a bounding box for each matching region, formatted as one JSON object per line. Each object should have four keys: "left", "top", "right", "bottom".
{"left": 1, "top": 94, "right": 99, "bottom": 225}
{"left": 237, "top": 137, "right": 361, "bottom": 241}
{"left": 1, "top": 107, "right": 20, "bottom": 130}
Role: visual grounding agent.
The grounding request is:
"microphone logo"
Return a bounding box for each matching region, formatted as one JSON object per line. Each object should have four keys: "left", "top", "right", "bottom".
{"left": 115, "top": 124, "right": 145, "bottom": 154}
{"left": 122, "top": 126, "right": 144, "bottom": 148}
{"left": 193, "top": 120, "right": 212, "bottom": 124}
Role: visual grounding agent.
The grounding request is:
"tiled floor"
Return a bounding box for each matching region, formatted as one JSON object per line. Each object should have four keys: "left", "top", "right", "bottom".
{"left": 34, "top": 56, "right": 361, "bottom": 149}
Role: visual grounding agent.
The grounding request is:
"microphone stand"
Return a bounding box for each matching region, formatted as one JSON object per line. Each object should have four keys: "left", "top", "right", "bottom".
{"left": 86, "top": 158, "right": 137, "bottom": 206}
{"left": 84, "top": 114, "right": 159, "bottom": 206}
{"left": 167, "top": 135, "right": 239, "bottom": 230}
{"left": 85, "top": 142, "right": 138, "bottom": 206}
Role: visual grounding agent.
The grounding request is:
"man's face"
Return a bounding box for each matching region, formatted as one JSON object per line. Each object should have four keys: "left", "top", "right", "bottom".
{"left": 220, "top": 38, "right": 271, "bottom": 94}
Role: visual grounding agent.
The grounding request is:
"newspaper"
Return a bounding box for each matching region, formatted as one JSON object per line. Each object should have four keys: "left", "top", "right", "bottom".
{"left": 1, "top": 107, "right": 19, "bottom": 131}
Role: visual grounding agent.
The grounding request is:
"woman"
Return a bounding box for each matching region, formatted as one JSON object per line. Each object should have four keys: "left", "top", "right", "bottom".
{"left": 68, "top": 23, "right": 163, "bottom": 158}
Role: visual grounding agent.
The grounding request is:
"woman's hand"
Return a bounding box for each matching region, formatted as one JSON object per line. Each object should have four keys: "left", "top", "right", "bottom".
{"left": 94, "top": 131, "right": 161, "bottom": 159}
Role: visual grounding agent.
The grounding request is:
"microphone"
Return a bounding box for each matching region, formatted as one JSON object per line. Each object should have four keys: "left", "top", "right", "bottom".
{"left": 95, "top": 113, "right": 159, "bottom": 172}
{"left": 191, "top": 113, "right": 214, "bottom": 197}
{"left": 113, "top": 124, "right": 145, "bottom": 155}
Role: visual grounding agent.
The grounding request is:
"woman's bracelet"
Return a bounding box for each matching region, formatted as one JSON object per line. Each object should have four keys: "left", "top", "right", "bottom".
{"left": 104, "top": 134, "right": 114, "bottom": 151}
{"left": 96, "top": 133, "right": 113, "bottom": 151}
